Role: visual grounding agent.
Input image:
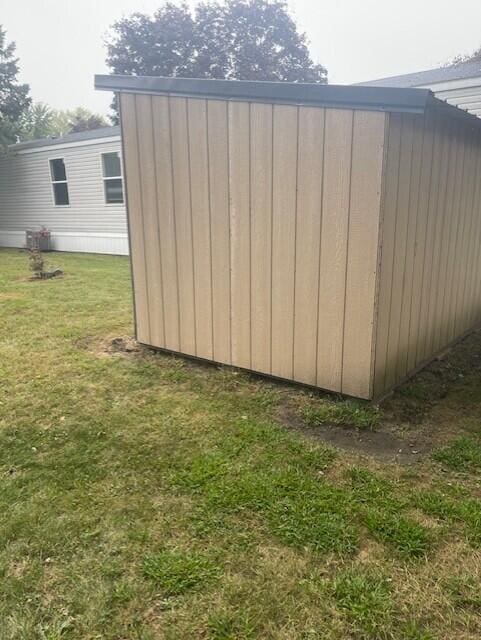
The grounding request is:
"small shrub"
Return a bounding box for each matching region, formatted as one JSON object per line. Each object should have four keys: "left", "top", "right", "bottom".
{"left": 142, "top": 549, "right": 220, "bottom": 596}
{"left": 303, "top": 400, "right": 381, "bottom": 430}
{"left": 28, "top": 248, "right": 44, "bottom": 276}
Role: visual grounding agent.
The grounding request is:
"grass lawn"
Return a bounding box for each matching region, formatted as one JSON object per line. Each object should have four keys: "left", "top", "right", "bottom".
{"left": 1, "top": 248, "right": 481, "bottom": 639}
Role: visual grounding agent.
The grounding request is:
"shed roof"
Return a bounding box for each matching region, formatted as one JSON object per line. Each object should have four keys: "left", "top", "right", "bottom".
{"left": 94, "top": 74, "right": 481, "bottom": 129}
{"left": 357, "top": 60, "right": 481, "bottom": 88}
{"left": 11, "top": 125, "right": 121, "bottom": 152}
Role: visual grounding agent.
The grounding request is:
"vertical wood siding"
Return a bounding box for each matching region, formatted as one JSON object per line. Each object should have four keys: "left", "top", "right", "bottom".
{"left": 374, "top": 110, "right": 481, "bottom": 397}
{"left": 120, "top": 93, "right": 386, "bottom": 398}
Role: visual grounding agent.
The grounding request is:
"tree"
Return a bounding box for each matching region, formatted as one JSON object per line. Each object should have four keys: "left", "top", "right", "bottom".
{"left": 49, "top": 109, "right": 72, "bottom": 137}
{"left": 192, "top": 0, "right": 327, "bottom": 82}
{"left": 19, "top": 105, "right": 108, "bottom": 141}
{"left": 106, "top": 0, "right": 327, "bottom": 90}
{"left": 106, "top": 3, "right": 195, "bottom": 77}
{"left": 66, "top": 107, "right": 107, "bottom": 133}
{"left": 21, "top": 102, "right": 56, "bottom": 140}
{"left": 0, "top": 26, "right": 31, "bottom": 149}
{"left": 448, "top": 45, "right": 481, "bottom": 66}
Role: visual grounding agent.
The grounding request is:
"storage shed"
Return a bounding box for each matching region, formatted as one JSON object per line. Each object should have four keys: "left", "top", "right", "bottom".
{"left": 95, "top": 75, "right": 481, "bottom": 399}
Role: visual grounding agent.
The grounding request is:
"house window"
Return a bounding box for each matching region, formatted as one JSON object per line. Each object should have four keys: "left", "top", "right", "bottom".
{"left": 102, "top": 152, "right": 124, "bottom": 204}
{"left": 49, "top": 158, "right": 69, "bottom": 206}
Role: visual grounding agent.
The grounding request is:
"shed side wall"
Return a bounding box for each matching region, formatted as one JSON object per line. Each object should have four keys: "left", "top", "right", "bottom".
{"left": 374, "top": 110, "right": 481, "bottom": 397}
{"left": 120, "top": 92, "right": 386, "bottom": 398}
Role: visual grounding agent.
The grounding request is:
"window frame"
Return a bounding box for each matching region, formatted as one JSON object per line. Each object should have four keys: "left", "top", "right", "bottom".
{"left": 100, "top": 151, "right": 124, "bottom": 205}
{"left": 48, "top": 157, "right": 70, "bottom": 207}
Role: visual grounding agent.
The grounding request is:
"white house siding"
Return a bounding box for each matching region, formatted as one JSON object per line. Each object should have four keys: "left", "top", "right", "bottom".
{"left": 0, "top": 135, "right": 128, "bottom": 254}
{"left": 421, "top": 76, "right": 481, "bottom": 118}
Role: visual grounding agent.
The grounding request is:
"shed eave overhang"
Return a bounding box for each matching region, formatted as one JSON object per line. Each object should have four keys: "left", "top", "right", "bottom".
{"left": 95, "top": 74, "right": 433, "bottom": 114}
{"left": 95, "top": 74, "right": 481, "bottom": 128}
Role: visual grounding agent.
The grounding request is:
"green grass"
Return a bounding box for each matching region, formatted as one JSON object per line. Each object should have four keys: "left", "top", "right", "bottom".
{"left": 413, "top": 490, "right": 481, "bottom": 547}
{"left": 1, "top": 248, "right": 481, "bottom": 639}
{"left": 444, "top": 575, "right": 481, "bottom": 611}
{"left": 432, "top": 437, "right": 481, "bottom": 473}
{"left": 142, "top": 549, "right": 221, "bottom": 596}
{"left": 328, "top": 568, "right": 393, "bottom": 638}
{"left": 303, "top": 400, "right": 381, "bottom": 429}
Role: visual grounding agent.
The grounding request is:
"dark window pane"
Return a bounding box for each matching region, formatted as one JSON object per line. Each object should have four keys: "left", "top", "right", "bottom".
{"left": 50, "top": 158, "right": 66, "bottom": 182}
{"left": 105, "top": 178, "right": 124, "bottom": 203}
{"left": 102, "top": 152, "right": 121, "bottom": 178}
{"left": 53, "top": 182, "right": 69, "bottom": 205}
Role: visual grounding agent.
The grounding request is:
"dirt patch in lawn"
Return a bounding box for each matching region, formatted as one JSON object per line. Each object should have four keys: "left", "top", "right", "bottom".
{"left": 277, "top": 328, "right": 481, "bottom": 463}
{"left": 381, "top": 327, "right": 481, "bottom": 423}
{"left": 78, "top": 335, "right": 146, "bottom": 358}
{"left": 0, "top": 292, "right": 24, "bottom": 300}
{"left": 276, "top": 405, "right": 429, "bottom": 464}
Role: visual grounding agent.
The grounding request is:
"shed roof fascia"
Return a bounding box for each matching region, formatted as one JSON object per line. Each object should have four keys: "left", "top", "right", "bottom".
{"left": 95, "top": 75, "right": 481, "bottom": 129}
{"left": 95, "top": 74, "right": 433, "bottom": 114}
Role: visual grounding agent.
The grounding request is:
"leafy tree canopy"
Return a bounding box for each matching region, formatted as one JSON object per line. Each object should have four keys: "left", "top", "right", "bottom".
{"left": 20, "top": 102, "right": 56, "bottom": 141}
{"left": 106, "top": 0, "right": 327, "bottom": 84}
{"left": 20, "top": 105, "right": 108, "bottom": 141}
{"left": 66, "top": 107, "right": 108, "bottom": 133}
{"left": 0, "top": 26, "right": 31, "bottom": 149}
{"left": 449, "top": 45, "right": 481, "bottom": 66}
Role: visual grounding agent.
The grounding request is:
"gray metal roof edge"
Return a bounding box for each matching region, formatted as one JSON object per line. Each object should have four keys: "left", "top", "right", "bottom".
{"left": 357, "top": 60, "right": 481, "bottom": 88}
{"left": 427, "top": 94, "right": 481, "bottom": 128}
{"left": 10, "top": 125, "right": 121, "bottom": 152}
{"left": 95, "top": 74, "right": 433, "bottom": 113}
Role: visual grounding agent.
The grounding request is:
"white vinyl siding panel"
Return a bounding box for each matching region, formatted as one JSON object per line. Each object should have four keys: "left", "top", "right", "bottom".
{"left": 0, "top": 139, "right": 127, "bottom": 237}
{"left": 421, "top": 76, "right": 481, "bottom": 118}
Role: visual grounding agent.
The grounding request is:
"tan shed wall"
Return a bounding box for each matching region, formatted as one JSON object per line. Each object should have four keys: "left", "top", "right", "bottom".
{"left": 120, "top": 92, "right": 386, "bottom": 399}
{"left": 374, "top": 110, "right": 481, "bottom": 397}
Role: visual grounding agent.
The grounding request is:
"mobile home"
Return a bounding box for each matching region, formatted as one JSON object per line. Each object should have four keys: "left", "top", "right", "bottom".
{"left": 0, "top": 126, "right": 128, "bottom": 255}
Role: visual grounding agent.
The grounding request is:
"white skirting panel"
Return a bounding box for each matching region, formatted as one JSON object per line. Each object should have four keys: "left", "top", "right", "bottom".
{"left": 0, "top": 230, "right": 129, "bottom": 255}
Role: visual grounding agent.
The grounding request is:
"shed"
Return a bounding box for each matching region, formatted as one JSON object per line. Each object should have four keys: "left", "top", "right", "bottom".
{"left": 0, "top": 127, "right": 128, "bottom": 254}
{"left": 95, "top": 75, "right": 481, "bottom": 399}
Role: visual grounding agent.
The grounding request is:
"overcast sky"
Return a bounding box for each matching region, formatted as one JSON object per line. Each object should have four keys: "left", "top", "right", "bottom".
{"left": 3, "top": 0, "right": 481, "bottom": 116}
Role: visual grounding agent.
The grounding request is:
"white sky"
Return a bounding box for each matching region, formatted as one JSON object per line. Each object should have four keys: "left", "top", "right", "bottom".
{"left": 3, "top": 0, "right": 481, "bottom": 116}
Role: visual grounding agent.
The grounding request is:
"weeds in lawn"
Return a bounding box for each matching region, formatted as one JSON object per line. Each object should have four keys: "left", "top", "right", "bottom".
{"left": 328, "top": 568, "right": 393, "bottom": 637}
{"left": 401, "top": 621, "right": 434, "bottom": 640}
{"left": 432, "top": 436, "right": 481, "bottom": 473}
{"left": 444, "top": 574, "right": 481, "bottom": 611}
{"left": 362, "top": 510, "right": 432, "bottom": 558}
{"left": 207, "top": 611, "right": 258, "bottom": 639}
{"left": 413, "top": 490, "right": 481, "bottom": 547}
{"left": 303, "top": 400, "right": 381, "bottom": 430}
{"left": 142, "top": 549, "right": 221, "bottom": 596}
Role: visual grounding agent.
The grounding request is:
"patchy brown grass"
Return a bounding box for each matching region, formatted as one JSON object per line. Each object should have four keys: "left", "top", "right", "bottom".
{"left": 1, "top": 248, "right": 481, "bottom": 639}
